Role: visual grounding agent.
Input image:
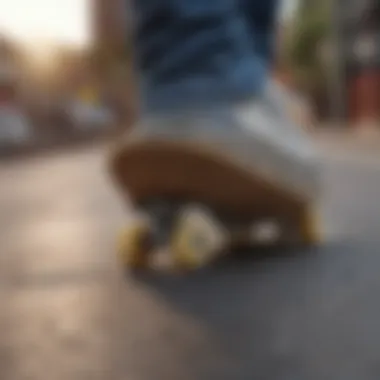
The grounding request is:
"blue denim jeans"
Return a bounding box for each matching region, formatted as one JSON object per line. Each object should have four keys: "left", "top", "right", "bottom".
{"left": 132, "top": 0, "right": 279, "bottom": 113}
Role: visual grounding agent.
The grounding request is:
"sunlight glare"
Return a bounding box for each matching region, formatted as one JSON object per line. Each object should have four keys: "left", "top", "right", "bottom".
{"left": 0, "top": 0, "right": 90, "bottom": 47}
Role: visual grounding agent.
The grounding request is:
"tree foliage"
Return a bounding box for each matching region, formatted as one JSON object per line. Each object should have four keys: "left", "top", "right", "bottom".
{"left": 285, "top": 0, "right": 330, "bottom": 93}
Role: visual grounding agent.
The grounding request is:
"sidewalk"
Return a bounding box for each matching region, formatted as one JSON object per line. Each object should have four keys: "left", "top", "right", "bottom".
{"left": 313, "top": 124, "right": 380, "bottom": 148}
{"left": 0, "top": 129, "right": 114, "bottom": 162}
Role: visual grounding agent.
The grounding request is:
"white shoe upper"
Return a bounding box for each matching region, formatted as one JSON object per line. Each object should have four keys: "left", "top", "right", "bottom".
{"left": 123, "top": 80, "right": 322, "bottom": 201}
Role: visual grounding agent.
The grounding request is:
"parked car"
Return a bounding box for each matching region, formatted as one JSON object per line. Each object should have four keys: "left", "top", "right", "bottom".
{"left": 0, "top": 105, "right": 33, "bottom": 147}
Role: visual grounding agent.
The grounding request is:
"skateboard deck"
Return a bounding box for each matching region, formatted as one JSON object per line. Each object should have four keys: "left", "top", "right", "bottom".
{"left": 109, "top": 137, "right": 321, "bottom": 272}
{"left": 111, "top": 135, "right": 317, "bottom": 209}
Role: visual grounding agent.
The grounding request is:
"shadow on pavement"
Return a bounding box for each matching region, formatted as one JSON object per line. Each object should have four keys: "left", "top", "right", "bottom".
{"left": 127, "top": 243, "right": 328, "bottom": 323}
{"left": 117, "top": 238, "right": 380, "bottom": 379}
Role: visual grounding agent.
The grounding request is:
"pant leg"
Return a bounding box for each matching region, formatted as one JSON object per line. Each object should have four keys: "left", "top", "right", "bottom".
{"left": 131, "top": 0, "right": 273, "bottom": 113}
{"left": 238, "top": 0, "right": 280, "bottom": 65}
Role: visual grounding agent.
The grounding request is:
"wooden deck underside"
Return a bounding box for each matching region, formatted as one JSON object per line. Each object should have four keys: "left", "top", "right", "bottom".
{"left": 110, "top": 141, "right": 307, "bottom": 219}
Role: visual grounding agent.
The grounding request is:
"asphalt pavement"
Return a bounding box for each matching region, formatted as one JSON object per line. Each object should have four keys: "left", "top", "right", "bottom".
{"left": 1, "top": 139, "right": 380, "bottom": 380}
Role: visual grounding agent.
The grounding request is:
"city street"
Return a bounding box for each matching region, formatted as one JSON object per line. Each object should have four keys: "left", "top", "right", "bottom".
{"left": 1, "top": 139, "right": 380, "bottom": 380}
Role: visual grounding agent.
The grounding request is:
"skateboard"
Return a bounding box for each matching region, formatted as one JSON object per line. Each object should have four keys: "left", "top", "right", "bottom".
{"left": 109, "top": 138, "right": 321, "bottom": 272}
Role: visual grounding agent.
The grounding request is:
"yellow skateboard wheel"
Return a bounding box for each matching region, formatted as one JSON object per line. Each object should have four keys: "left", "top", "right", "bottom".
{"left": 171, "top": 231, "right": 209, "bottom": 270}
{"left": 298, "top": 206, "right": 322, "bottom": 247}
{"left": 171, "top": 206, "right": 228, "bottom": 271}
{"left": 117, "top": 219, "right": 152, "bottom": 270}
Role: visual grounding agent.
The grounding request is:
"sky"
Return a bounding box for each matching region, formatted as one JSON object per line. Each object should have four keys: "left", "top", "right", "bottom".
{"left": 0, "top": 0, "right": 298, "bottom": 47}
{"left": 0, "top": 0, "right": 90, "bottom": 46}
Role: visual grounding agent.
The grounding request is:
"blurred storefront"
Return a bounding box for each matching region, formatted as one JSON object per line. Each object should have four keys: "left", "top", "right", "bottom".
{"left": 0, "top": 38, "right": 20, "bottom": 106}
{"left": 92, "top": 0, "right": 127, "bottom": 46}
{"left": 340, "top": 0, "right": 380, "bottom": 126}
{"left": 0, "top": 38, "right": 34, "bottom": 146}
{"left": 91, "top": 0, "right": 129, "bottom": 78}
{"left": 91, "top": 0, "right": 135, "bottom": 126}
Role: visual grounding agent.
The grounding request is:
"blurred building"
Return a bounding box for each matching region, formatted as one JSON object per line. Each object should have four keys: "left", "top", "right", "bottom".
{"left": 0, "top": 37, "right": 20, "bottom": 105}
{"left": 91, "top": 0, "right": 136, "bottom": 126}
{"left": 340, "top": 0, "right": 380, "bottom": 125}
{"left": 92, "top": 0, "right": 129, "bottom": 71}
